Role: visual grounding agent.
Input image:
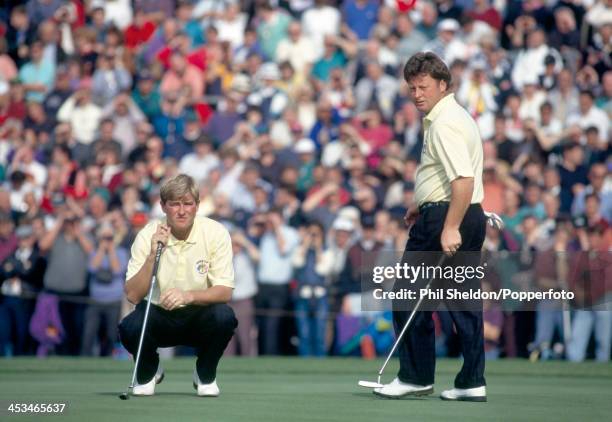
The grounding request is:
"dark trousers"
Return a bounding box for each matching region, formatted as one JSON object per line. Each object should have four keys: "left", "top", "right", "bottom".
{"left": 57, "top": 297, "right": 85, "bottom": 356}
{"left": 394, "top": 203, "right": 486, "bottom": 389}
{"left": 81, "top": 301, "right": 121, "bottom": 356}
{"left": 0, "top": 296, "right": 31, "bottom": 355}
{"left": 256, "top": 283, "right": 290, "bottom": 355}
{"left": 118, "top": 302, "right": 237, "bottom": 384}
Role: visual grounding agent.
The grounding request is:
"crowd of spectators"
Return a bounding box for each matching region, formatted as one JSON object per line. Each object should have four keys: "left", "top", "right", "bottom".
{"left": 0, "top": 0, "right": 610, "bottom": 361}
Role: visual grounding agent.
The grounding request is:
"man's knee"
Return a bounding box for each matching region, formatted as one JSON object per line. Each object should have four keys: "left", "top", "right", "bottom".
{"left": 118, "top": 312, "right": 142, "bottom": 346}
{"left": 210, "top": 304, "right": 238, "bottom": 333}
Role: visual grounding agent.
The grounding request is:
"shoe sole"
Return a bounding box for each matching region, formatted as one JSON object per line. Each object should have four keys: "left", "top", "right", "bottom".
{"left": 440, "top": 395, "right": 487, "bottom": 402}
{"left": 373, "top": 387, "right": 434, "bottom": 399}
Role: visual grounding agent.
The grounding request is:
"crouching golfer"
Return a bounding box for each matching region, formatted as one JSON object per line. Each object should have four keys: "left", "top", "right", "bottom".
{"left": 119, "top": 174, "right": 237, "bottom": 397}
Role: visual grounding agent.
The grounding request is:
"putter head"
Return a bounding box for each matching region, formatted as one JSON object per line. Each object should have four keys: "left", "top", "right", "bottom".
{"left": 358, "top": 380, "right": 384, "bottom": 389}
{"left": 118, "top": 393, "right": 130, "bottom": 400}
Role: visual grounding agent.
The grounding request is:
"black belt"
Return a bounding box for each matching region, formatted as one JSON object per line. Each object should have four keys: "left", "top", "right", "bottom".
{"left": 419, "top": 201, "right": 449, "bottom": 212}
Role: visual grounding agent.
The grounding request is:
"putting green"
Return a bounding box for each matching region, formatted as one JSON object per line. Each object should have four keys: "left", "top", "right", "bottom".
{"left": 1, "top": 358, "right": 610, "bottom": 421}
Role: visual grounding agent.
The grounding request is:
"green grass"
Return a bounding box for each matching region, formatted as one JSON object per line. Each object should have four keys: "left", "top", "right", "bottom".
{"left": 1, "top": 357, "right": 611, "bottom": 422}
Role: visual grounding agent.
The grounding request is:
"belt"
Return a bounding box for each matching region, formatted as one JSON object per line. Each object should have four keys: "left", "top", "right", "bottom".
{"left": 419, "top": 201, "right": 449, "bottom": 212}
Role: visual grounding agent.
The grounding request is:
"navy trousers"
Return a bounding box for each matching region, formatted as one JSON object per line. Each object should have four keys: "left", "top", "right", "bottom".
{"left": 394, "top": 203, "right": 486, "bottom": 389}
{"left": 118, "top": 302, "right": 237, "bottom": 384}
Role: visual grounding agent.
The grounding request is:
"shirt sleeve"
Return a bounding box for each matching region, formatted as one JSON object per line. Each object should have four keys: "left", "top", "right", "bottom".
{"left": 430, "top": 123, "right": 474, "bottom": 182}
{"left": 125, "top": 224, "right": 153, "bottom": 282}
{"left": 207, "top": 225, "right": 235, "bottom": 288}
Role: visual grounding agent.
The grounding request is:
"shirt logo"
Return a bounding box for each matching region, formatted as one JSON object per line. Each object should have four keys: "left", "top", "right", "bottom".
{"left": 195, "top": 260, "right": 209, "bottom": 275}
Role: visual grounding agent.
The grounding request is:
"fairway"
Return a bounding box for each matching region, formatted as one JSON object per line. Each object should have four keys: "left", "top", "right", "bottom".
{"left": 1, "top": 358, "right": 611, "bottom": 422}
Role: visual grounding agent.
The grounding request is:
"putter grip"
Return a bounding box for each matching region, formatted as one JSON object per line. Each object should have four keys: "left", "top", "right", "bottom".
{"left": 150, "top": 241, "right": 164, "bottom": 280}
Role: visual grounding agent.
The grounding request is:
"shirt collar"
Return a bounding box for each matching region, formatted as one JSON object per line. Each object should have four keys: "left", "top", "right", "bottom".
{"left": 424, "top": 93, "right": 455, "bottom": 125}
{"left": 166, "top": 217, "right": 199, "bottom": 246}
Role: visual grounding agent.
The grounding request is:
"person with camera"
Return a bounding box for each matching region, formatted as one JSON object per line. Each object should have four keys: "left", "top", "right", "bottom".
{"left": 39, "top": 208, "right": 94, "bottom": 355}
{"left": 81, "top": 222, "right": 128, "bottom": 356}
{"left": 292, "top": 221, "right": 332, "bottom": 357}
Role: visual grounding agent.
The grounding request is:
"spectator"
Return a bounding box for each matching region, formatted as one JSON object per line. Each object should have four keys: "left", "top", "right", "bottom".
{"left": 423, "top": 18, "right": 469, "bottom": 66}
{"left": 301, "top": 0, "right": 341, "bottom": 59}
{"left": 342, "top": 0, "right": 379, "bottom": 41}
{"left": 511, "top": 27, "right": 562, "bottom": 91}
{"left": 292, "top": 221, "right": 331, "bottom": 356}
{"left": 354, "top": 61, "right": 398, "bottom": 122}
{"left": 91, "top": 51, "right": 132, "bottom": 107}
{"left": 572, "top": 163, "right": 612, "bottom": 223}
{"left": 547, "top": 69, "right": 580, "bottom": 124}
{"left": 276, "top": 21, "right": 317, "bottom": 79}
{"left": 557, "top": 142, "right": 589, "bottom": 214}
{"left": 38, "top": 208, "right": 93, "bottom": 355}
{"left": 0, "top": 224, "right": 45, "bottom": 355}
{"left": 81, "top": 221, "right": 128, "bottom": 356}
{"left": 57, "top": 80, "right": 102, "bottom": 145}
{"left": 255, "top": 3, "right": 292, "bottom": 62}
{"left": 567, "top": 90, "right": 610, "bottom": 141}
{"left": 18, "top": 40, "right": 55, "bottom": 103}
{"left": 160, "top": 51, "right": 204, "bottom": 100}
{"left": 225, "top": 229, "right": 259, "bottom": 356}
{"left": 567, "top": 224, "right": 612, "bottom": 362}
{"left": 256, "top": 208, "right": 300, "bottom": 355}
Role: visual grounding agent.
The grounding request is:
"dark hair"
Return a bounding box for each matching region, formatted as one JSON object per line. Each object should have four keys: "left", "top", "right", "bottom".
{"left": 403, "top": 52, "right": 452, "bottom": 87}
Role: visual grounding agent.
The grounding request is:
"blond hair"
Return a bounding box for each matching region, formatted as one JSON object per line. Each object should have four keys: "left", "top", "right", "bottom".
{"left": 160, "top": 174, "right": 199, "bottom": 204}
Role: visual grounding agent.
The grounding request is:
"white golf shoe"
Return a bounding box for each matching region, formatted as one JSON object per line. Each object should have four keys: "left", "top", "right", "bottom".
{"left": 373, "top": 378, "right": 434, "bottom": 399}
{"left": 440, "top": 386, "right": 487, "bottom": 402}
{"left": 193, "top": 370, "right": 220, "bottom": 397}
{"left": 132, "top": 365, "right": 165, "bottom": 396}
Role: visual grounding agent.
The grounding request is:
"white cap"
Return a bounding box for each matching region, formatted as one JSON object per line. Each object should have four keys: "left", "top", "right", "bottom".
{"left": 332, "top": 218, "right": 354, "bottom": 232}
{"left": 294, "top": 138, "right": 316, "bottom": 154}
{"left": 438, "top": 18, "right": 460, "bottom": 32}
{"left": 337, "top": 206, "right": 360, "bottom": 222}
{"left": 258, "top": 62, "right": 280, "bottom": 81}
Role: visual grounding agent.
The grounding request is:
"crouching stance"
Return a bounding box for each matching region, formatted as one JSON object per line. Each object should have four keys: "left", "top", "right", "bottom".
{"left": 119, "top": 174, "right": 237, "bottom": 397}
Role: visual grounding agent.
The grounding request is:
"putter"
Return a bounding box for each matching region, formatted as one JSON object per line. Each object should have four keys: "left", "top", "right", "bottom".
{"left": 359, "top": 212, "right": 504, "bottom": 388}
{"left": 359, "top": 254, "right": 446, "bottom": 389}
{"left": 119, "top": 241, "right": 164, "bottom": 400}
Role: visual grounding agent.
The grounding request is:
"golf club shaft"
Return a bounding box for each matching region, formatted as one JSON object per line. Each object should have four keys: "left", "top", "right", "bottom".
{"left": 378, "top": 255, "right": 446, "bottom": 379}
{"left": 127, "top": 242, "right": 164, "bottom": 390}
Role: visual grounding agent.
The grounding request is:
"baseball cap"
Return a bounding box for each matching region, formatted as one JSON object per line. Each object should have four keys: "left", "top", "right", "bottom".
{"left": 438, "top": 19, "right": 460, "bottom": 32}
{"left": 332, "top": 218, "right": 355, "bottom": 232}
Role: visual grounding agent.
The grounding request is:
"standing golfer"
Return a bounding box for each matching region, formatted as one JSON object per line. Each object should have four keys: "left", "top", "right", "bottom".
{"left": 119, "top": 174, "right": 237, "bottom": 397}
{"left": 374, "top": 52, "right": 487, "bottom": 401}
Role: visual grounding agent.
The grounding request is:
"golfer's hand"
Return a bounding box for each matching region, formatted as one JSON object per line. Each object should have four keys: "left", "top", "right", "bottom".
{"left": 441, "top": 227, "right": 462, "bottom": 256}
{"left": 404, "top": 203, "right": 419, "bottom": 228}
{"left": 160, "top": 288, "right": 193, "bottom": 311}
{"left": 151, "top": 224, "right": 170, "bottom": 254}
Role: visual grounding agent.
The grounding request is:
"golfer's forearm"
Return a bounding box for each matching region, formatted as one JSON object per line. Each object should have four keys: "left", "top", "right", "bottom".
{"left": 124, "top": 254, "right": 156, "bottom": 304}
{"left": 187, "top": 286, "right": 233, "bottom": 305}
{"left": 444, "top": 177, "right": 474, "bottom": 230}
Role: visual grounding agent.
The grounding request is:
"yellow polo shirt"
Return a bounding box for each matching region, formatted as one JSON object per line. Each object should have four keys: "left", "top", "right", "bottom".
{"left": 126, "top": 216, "right": 234, "bottom": 304}
{"left": 414, "top": 94, "right": 484, "bottom": 206}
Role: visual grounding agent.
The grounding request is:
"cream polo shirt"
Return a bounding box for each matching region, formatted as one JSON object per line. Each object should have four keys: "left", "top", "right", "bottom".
{"left": 414, "top": 94, "right": 484, "bottom": 206}
{"left": 126, "top": 216, "right": 235, "bottom": 305}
